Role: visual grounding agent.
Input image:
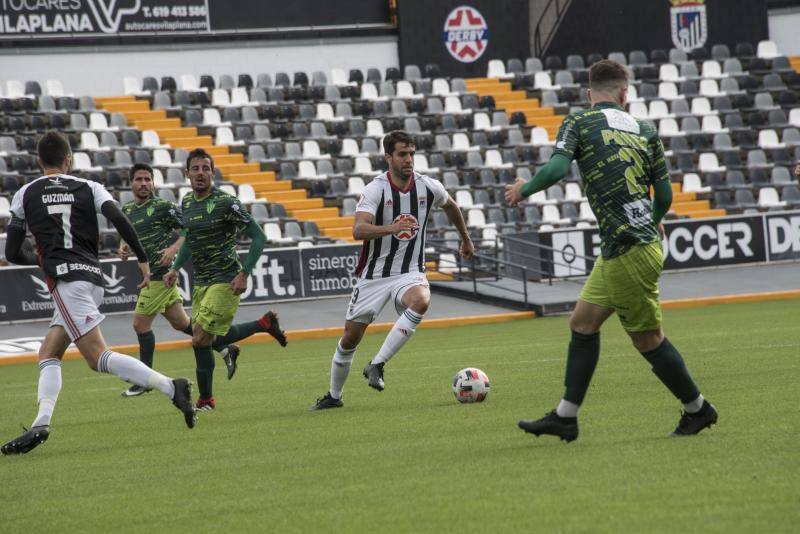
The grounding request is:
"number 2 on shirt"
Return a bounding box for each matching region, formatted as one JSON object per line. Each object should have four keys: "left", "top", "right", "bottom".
{"left": 618, "top": 147, "right": 647, "bottom": 195}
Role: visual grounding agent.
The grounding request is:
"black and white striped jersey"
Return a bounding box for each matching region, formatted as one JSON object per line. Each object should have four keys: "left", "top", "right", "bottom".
{"left": 354, "top": 171, "right": 449, "bottom": 280}
{"left": 10, "top": 174, "right": 114, "bottom": 288}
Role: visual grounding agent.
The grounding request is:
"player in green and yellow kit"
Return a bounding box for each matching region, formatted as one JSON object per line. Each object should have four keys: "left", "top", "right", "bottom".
{"left": 506, "top": 60, "right": 717, "bottom": 441}
{"left": 164, "top": 149, "right": 287, "bottom": 411}
{"left": 119, "top": 163, "right": 239, "bottom": 397}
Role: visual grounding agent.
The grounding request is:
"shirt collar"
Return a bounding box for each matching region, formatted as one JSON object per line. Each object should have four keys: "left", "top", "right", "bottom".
{"left": 592, "top": 101, "right": 624, "bottom": 111}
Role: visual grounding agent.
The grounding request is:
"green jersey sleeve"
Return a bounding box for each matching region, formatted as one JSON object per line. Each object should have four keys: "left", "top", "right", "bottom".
{"left": 553, "top": 113, "right": 581, "bottom": 161}
{"left": 224, "top": 196, "right": 253, "bottom": 231}
{"left": 646, "top": 134, "right": 670, "bottom": 186}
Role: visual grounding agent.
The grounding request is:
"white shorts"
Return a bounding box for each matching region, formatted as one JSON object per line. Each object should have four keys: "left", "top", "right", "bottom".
{"left": 345, "top": 272, "right": 429, "bottom": 324}
{"left": 50, "top": 280, "right": 106, "bottom": 341}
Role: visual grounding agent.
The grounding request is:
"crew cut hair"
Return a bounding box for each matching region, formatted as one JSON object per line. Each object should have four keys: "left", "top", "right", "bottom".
{"left": 589, "top": 59, "right": 629, "bottom": 93}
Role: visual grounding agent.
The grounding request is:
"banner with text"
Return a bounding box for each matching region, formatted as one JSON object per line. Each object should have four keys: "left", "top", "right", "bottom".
{"left": 0, "top": 243, "right": 360, "bottom": 323}
{"left": 530, "top": 211, "right": 799, "bottom": 278}
{"left": 0, "top": 0, "right": 390, "bottom": 42}
{"left": 0, "top": 1, "right": 209, "bottom": 38}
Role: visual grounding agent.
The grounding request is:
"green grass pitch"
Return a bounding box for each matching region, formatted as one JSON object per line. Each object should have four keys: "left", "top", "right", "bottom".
{"left": 1, "top": 300, "right": 798, "bottom": 532}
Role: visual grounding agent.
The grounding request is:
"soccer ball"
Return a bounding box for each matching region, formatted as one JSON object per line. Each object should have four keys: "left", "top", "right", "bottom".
{"left": 452, "top": 368, "right": 490, "bottom": 403}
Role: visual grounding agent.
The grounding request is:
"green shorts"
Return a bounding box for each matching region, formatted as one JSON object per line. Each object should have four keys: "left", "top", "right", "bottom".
{"left": 191, "top": 283, "right": 240, "bottom": 335}
{"left": 135, "top": 280, "right": 183, "bottom": 317}
{"left": 579, "top": 241, "right": 663, "bottom": 332}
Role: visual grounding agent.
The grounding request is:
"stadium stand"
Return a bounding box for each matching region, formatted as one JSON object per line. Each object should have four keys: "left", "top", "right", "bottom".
{"left": 1, "top": 40, "right": 799, "bottom": 262}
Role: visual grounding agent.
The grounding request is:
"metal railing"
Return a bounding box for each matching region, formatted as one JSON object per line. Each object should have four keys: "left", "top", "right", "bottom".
{"left": 499, "top": 234, "right": 596, "bottom": 280}
{"left": 428, "top": 232, "right": 595, "bottom": 307}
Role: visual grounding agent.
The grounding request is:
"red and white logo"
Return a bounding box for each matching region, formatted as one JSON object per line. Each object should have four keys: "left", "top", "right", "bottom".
{"left": 443, "top": 6, "right": 489, "bottom": 64}
{"left": 392, "top": 213, "right": 419, "bottom": 241}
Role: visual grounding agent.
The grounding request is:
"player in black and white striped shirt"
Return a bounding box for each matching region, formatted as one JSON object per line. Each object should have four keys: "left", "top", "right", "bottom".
{"left": 311, "top": 131, "right": 474, "bottom": 410}
{"left": 1, "top": 132, "right": 196, "bottom": 456}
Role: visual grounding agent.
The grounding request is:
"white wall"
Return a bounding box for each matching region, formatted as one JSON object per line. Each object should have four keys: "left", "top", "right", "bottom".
{"left": 0, "top": 36, "right": 398, "bottom": 96}
{"left": 768, "top": 8, "right": 800, "bottom": 56}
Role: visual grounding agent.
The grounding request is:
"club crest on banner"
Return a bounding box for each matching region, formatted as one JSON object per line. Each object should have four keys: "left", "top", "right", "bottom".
{"left": 670, "top": 0, "right": 707, "bottom": 52}
{"left": 443, "top": 5, "right": 489, "bottom": 63}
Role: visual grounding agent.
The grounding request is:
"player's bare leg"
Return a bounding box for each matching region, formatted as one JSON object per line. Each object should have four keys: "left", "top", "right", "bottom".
{"left": 363, "top": 284, "right": 430, "bottom": 392}
{"left": 311, "top": 320, "right": 368, "bottom": 411}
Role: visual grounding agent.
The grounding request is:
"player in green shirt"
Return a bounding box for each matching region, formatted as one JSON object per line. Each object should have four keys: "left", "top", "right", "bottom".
{"left": 118, "top": 163, "right": 240, "bottom": 397}
{"left": 164, "top": 149, "right": 287, "bottom": 412}
{"left": 505, "top": 60, "right": 717, "bottom": 441}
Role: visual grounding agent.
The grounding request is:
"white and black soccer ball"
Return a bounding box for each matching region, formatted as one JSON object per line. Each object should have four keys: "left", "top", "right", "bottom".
{"left": 452, "top": 368, "right": 490, "bottom": 403}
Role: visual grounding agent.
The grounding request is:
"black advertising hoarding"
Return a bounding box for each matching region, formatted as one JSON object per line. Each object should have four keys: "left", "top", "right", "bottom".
{"left": 765, "top": 211, "right": 800, "bottom": 262}
{"left": 300, "top": 244, "right": 361, "bottom": 298}
{"left": 544, "top": 0, "right": 768, "bottom": 59}
{"left": 0, "top": 0, "right": 390, "bottom": 43}
{"left": 0, "top": 243, "right": 360, "bottom": 323}
{"left": 208, "top": 0, "right": 390, "bottom": 31}
{"left": 536, "top": 211, "right": 798, "bottom": 278}
{"left": 0, "top": 0, "right": 210, "bottom": 38}
{"left": 661, "top": 215, "right": 767, "bottom": 269}
{"left": 397, "top": 0, "right": 529, "bottom": 78}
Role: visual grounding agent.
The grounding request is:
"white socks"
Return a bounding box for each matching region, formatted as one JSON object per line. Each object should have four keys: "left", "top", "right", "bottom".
{"left": 372, "top": 309, "right": 423, "bottom": 365}
{"left": 556, "top": 399, "right": 579, "bottom": 418}
{"left": 330, "top": 342, "right": 355, "bottom": 400}
{"left": 684, "top": 394, "right": 705, "bottom": 414}
{"left": 97, "top": 350, "right": 175, "bottom": 398}
{"left": 32, "top": 358, "right": 62, "bottom": 428}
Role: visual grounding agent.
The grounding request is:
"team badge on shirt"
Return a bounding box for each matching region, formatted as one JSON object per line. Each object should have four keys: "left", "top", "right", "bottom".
{"left": 393, "top": 213, "right": 419, "bottom": 241}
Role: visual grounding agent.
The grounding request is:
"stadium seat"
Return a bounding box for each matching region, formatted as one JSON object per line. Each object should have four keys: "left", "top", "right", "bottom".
{"left": 771, "top": 167, "right": 793, "bottom": 185}
{"left": 758, "top": 130, "right": 784, "bottom": 149}
{"left": 756, "top": 40, "right": 780, "bottom": 59}
{"left": 682, "top": 173, "right": 711, "bottom": 193}
{"left": 782, "top": 185, "right": 800, "bottom": 207}
{"left": 698, "top": 153, "right": 725, "bottom": 173}
{"left": 757, "top": 187, "right": 786, "bottom": 209}
{"left": 525, "top": 57, "right": 544, "bottom": 73}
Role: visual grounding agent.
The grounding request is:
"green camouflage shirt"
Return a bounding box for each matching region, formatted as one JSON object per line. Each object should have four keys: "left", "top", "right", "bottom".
{"left": 181, "top": 187, "right": 253, "bottom": 286}
{"left": 553, "top": 101, "right": 669, "bottom": 259}
{"left": 122, "top": 197, "right": 182, "bottom": 279}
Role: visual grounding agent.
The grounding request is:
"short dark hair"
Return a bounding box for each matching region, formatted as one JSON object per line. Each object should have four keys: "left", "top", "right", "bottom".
{"left": 383, "top": 130, "right": 415, "bottom": 155}
{"left": 129, "top": 163, "right": 154, "bottom": 181}
{"left": 185, "top": 148, "right": 215, "bottom": 171}
{"left": 37, "top": 131, "right": 71, "bottom": 168}
{"left": 589, "top": 59, "right": 629, "bottom": 93}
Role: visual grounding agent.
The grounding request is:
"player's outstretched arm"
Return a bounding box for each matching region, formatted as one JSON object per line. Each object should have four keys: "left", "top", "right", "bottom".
{"left": 505, "top": 154, "right": 571, "bottom": 206}
{"left": 164, "top": 234, "right": 191, "bottom": 287}
{"left": 651, "top": 179, "right": 673, "bottom": 239}
{"left": 441, "top": 196, "right": 474, "bottom": 259}
{"left": 102, "top": 200, "right": 150, "bottom": 287}
{"left": 352, "top": 211, "right": 415, "bottom": 241}
{"left": 242, "top": 219, "right": 266, "bottom": 269}
{"left": 102, "top": 201, "right": 147, "bottom": 264}
{"left": 159, "top": 235, "right": 185, "bottom": 267}
{"left": 4, "top": 216, "right": 38, "bottom": 265}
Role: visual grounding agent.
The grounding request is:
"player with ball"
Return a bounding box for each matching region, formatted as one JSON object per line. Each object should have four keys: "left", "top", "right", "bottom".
{"left": 310, "top": 131, "right": 475, "bottom": 411}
